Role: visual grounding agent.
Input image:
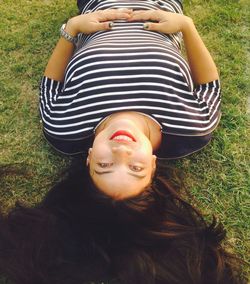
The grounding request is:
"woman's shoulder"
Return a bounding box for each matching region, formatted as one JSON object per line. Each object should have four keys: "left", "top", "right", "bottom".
{"left": 155, "top": 132, "right": 212, "bottom": 160}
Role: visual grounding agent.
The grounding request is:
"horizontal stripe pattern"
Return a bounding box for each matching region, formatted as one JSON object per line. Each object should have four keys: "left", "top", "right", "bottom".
{"left": 39, "top": 0, "right": 221, "bottom": 140}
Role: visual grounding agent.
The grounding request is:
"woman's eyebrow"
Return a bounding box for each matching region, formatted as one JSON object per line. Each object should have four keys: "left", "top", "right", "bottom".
{"left": 94, "top": 170, "right": 114, "bottom": 175}
{"left": 94, "top": 170, "right": 146, "bottom": 179}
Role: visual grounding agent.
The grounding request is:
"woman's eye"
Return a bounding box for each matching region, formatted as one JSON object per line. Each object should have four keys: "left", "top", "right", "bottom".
{"left": 98, "top": 163, "right": 113, "bottom": 168}
{"left": 130, "top": 165, "right": 143, "bottom": 172}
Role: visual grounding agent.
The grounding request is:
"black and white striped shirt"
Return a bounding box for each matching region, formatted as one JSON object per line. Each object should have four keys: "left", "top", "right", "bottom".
{"left": 39, "top": 0, "right": 221, "bottom": 158}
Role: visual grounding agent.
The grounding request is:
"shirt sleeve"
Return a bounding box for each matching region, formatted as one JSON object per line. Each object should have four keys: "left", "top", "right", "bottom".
{"left": 39, "top": 76, "right": 64, "bottom": 111}
{"left": 194, "top": 79, "right": 221, "bottom": 124}
{"left": 39, "top": 76, "right": 65, "bottom": 135}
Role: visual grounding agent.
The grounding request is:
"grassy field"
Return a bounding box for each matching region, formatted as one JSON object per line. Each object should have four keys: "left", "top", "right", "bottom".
{"left": 0, "top": 0, "right": 249, "bottom": 283}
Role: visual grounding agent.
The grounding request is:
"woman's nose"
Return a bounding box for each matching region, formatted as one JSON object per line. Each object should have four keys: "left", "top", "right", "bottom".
{"left": 112, "top": 145, "right": 132, "bottom": 155}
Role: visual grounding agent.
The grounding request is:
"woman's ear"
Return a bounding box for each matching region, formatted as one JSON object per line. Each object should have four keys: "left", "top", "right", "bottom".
{"left": 152, "top": 155, "right": 157, "bottom": 170}
{"left": 86, "top": 148, "right": 93, "bottom": 166}
{"left": 151, "top": 155, "right": 157, "bottom": 179}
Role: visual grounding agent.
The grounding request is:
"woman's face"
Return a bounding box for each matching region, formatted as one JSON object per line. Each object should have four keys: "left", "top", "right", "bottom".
{"left": 87, "top": 118, "right": 156, "bottom": 199}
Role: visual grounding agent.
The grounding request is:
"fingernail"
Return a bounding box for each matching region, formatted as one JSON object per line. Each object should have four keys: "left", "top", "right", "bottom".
{"left": 143, "top": 23, "right": 149, "bottom": 29}
{"left": 109, "top": 22, "right": 114, "bottom": 28}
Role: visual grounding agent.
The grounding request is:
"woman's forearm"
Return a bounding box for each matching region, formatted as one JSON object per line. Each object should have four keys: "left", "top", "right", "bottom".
{"left": 44, "top": 23, "right": 77, "bottom": 82}
{"left": 181, "top": 17, "right": 219, "bottom": 84}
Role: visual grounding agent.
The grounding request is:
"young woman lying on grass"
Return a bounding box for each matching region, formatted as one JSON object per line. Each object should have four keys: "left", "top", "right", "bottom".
{"left": 0, "top": 1, "right": 247, "bottom": 283}
{"left": 39, "top": 0, "right": 221, "bottom": 199}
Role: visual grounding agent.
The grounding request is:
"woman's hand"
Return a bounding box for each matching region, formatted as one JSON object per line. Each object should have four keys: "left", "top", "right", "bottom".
{"left": 129, "top": 10, "right": 191, "bottom": 34}
{"left": 66, "top": 8, "right": 133, "bottom": 36}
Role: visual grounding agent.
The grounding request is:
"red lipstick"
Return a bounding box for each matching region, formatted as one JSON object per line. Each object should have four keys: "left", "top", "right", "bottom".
{"left": 110, "top": 130, "right": 136, "bottom": 142}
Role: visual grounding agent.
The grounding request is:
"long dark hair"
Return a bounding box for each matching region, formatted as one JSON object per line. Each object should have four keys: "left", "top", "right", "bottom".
{"left": 0, "top": 160, "right": 246, "bottom": 284}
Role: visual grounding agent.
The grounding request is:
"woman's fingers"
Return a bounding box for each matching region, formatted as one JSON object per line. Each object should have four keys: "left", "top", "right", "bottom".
{"left": 131, "top": 10, "right": 186, "bottom": 34}
{"left": 88, "top": 21, "right": 112, "bottom": 33}
{"left": 143, "top": 22, "right": 165, "bottom": 33}
{"left": 71, "top": 9, "right": 133, "bottom": 34}
{"left": 129, "top": 10, "right": 162, "bottom": 22}
{"left": 97, "top": 8, "right": 133, "bottom": 22}
{"left": 88, "top": 9, "right": 133, "bottom": 33}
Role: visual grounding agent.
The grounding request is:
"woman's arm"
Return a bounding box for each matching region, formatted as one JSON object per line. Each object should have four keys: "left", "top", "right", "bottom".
{"left": 180, "top": 17, "right": 219, "bottom": 84}
{"left": 44, "top": 29, "right": 75, "bottom": 82}
{"left": 44, "top": 9, "right": 133, "bottom": 82}
{"left": 130, "top": 11, "right": 219, "bottom": 85}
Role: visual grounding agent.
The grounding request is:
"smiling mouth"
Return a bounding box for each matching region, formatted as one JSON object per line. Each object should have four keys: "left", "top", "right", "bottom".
{"left": 110, "top": 130, "right": 136, "bottom": 142}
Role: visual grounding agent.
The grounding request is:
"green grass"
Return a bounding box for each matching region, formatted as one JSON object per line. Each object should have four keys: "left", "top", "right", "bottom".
{"left": 0, "top": 0, "right": 249, "bottom": 283}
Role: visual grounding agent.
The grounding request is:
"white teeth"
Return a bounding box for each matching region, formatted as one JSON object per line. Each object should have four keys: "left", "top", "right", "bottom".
{"left": 113, "top": 135, "right": 133, "bottom": 141}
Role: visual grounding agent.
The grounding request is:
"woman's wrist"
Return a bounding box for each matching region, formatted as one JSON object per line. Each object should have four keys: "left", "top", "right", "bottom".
{"left": 65, "top": 17, "right": 79, "bottom": 37}
{"left": 180, "top": 16, "right": 195, "bottom": 36}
